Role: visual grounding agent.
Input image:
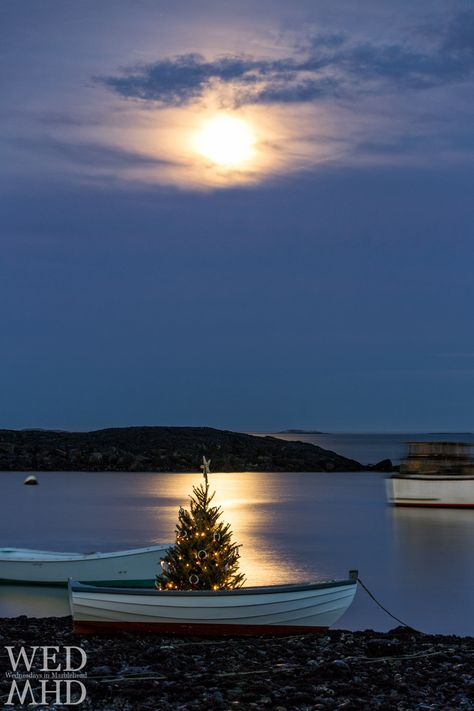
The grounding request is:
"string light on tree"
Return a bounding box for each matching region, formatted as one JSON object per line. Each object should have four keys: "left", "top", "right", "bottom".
{"left": 156, "top": 457, "right": 245, "bottom": 591}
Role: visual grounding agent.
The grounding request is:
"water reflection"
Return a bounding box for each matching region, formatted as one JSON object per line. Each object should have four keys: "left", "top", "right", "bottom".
{"left": 0, "top": 471, "right": 314, "bottom": 617}
{"left": 3, "top": 470, "right": 474, "bottom": 633}
{"left": 390, "top": 505, "right": 474, "bottom": 633}
{"left": 1, "top": 586, "right": 70, "bottom": 618}
{"left": 391, "top": 505, "right": 474, "bottom": 567}
{"left": 146, "top": 471, "right": 310, "bottom": 586}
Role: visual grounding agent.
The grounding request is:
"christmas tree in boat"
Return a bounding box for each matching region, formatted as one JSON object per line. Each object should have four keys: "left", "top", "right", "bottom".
{"left": 70, "top": 458, "right": 358, "bottom": 635}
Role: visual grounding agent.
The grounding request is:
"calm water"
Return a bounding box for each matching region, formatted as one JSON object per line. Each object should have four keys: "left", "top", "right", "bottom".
{"left": 265, "top": 431, "right": 474, "bottom": 465}
{"left": 2, "top": 464, "right": 474, "bottom": 634}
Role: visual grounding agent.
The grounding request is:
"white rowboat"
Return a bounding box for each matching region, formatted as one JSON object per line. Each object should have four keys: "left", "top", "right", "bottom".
{"left": 0, "top": 545, "right": 170, "bottom": 587}
{"left": 69, "top": 572, "right": 358, "bottom": 635}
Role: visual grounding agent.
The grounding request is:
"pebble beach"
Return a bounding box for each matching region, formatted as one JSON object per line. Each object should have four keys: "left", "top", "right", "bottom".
{"left": 1, "top": 617, "right": 473, "bottom": 710}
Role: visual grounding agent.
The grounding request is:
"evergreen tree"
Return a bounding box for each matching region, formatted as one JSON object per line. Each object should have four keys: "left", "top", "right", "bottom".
{"left": 156, "top": 458, "right": 245, "bottom": 590}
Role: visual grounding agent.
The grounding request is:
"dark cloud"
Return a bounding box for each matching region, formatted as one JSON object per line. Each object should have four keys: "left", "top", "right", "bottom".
{"left": 99, "top": 10, "right": 474, "bottom": 108}
{"left": 100, "top": 53, "right": 306, "bottom": 106}
{"left": 329, "top": 42, "right": 470, "bottom": 89}
{"left": 354, "top": 134, "right": 433, "bottom": 158}
{"left": 13, "top": 138, "right": 175, "bottom": 169}
{"left": 443, "top": 9, "right": 474, "bottom": 53}
{"left": 240, "top": 76, "right": 341, "bottom": 104}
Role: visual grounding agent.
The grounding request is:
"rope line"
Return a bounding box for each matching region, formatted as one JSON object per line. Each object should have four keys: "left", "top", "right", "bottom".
{"left": 357, "top": 576, "right": 421, "bottom": 633}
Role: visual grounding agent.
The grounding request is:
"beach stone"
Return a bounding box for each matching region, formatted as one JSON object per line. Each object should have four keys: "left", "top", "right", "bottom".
{"left": 331, "top": 659, "right": 351, "bottom": 674}
{"left": 238, "top": 692, "right": 262, "bottom": 703}
{"left": 226, "top": 686, "right": 244, "bottom": 698}
{"left": 210, "top": 690, "right": 224, "bottom": 706}
{"left": 3, "top": 618, "right": 474, "bottom": 710}
{"left": 365, "top": 638, "right": 401, "bottom": 657}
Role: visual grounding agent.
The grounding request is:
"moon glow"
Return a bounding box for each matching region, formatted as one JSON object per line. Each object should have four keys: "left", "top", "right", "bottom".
{"left": 194, "top": 115, "right": 256, "bottom": 167}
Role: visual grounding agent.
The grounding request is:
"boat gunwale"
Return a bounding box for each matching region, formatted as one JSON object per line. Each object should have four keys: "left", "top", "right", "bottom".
{"left": 0, "top": 544, "right": 169, "bottom": 563}
{"left": 70, "top": 578, "right": 356, "bottom": 597}
{"left": 391, "top": 475, "right": 474, "bottom": 481}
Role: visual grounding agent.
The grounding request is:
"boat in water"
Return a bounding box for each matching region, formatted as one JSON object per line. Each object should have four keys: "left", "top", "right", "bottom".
{"left": 0, "top": 545, "right": 170, "bottom": 587}
{"left": 69, "top": 571, "right": 358, "bottom": 635}
{"left": 388, "top": 441, "right": 474, "bottom": 508}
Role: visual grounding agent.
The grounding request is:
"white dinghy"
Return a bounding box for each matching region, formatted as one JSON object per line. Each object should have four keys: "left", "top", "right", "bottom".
{"left": 0, "top": 545, "right": 170, "bottom": 587}
{"left": 69, "top": 571, "right": 358, "bottom": 635}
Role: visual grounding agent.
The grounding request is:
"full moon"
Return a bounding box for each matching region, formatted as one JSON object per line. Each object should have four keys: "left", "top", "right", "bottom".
{"left": 194, "top": 115, "right": 256, "bottom": 167}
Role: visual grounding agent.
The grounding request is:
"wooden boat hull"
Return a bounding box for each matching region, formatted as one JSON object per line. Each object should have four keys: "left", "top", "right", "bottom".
{"left": 388, "top": 476, "right": 474, "bottom": 508}
{"left": 0, "top": 545, "right": 170, "bottom": 587}
{"left": 69, "top": 577, "right": 357, "bottom": 635}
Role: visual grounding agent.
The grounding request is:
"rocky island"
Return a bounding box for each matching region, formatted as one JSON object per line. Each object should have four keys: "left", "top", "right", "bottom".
{"left": 0, "top": 426, "right": 366, "bottom": 472}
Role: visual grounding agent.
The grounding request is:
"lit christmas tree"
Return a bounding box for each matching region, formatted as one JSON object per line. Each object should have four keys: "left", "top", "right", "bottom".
{"left": 156, "top": 457, "right": 246, "bottom": 591}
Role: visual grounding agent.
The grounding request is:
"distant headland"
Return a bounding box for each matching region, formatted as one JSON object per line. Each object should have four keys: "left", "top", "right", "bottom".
{"left": 0, "top": 426, "right": 367, "bottom": 473}
{"left": 278, "top": 429, "right": 325, "bottom": 434}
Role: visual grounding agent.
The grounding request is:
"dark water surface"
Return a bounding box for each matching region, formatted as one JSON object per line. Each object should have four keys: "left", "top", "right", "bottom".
{"left": 2, "top": 467, "right": 474, "bottom": 634}
{"left": 265, "top": 431, "right": 474, "bottom": 465}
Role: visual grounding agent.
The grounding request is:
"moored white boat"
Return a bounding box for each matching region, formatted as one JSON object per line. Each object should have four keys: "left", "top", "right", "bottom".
{"left": 69, "top": 572, "right": 358, "bottom": 635}
{"left": 0, "top": 545, "right": 170, "bottom": 587}
{"left": 388, "top": 474, "right": 474, "bottom": 508}
{"left": 388, "top": 441, "right": 474, "bottom": 508}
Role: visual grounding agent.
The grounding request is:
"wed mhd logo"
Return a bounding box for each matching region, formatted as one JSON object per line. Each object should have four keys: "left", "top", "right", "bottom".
{"left": 3, "top": 646, "right": 87, "bottom": 706}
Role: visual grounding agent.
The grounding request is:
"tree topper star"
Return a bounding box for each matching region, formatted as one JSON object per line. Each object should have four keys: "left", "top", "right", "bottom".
{"left": 200, "top": 456, "right": 211, "bottom": 485}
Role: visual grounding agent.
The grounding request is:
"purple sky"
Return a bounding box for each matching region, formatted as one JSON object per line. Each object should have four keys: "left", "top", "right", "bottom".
{"left": 1, "top": 0, "right": 473, "bottom": 432}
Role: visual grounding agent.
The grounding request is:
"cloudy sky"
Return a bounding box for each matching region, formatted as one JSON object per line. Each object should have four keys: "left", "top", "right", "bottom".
{"left": 1, "top": 0, "right": 473, "bottom": 431}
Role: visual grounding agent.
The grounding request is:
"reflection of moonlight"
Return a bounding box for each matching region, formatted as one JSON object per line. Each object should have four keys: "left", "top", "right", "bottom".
{"left": 194, "top": 115, "right": 255, "bottom": 167}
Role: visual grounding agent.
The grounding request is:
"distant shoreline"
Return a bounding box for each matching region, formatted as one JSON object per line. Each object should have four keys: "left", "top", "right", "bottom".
{"left": 277, "top": 429, "right": 325, "bottom": 434}
{"left": 0, "top": 426, "right": 369, "bottom": 473}
{"left": 2, "top": 426, "right": 470, "bottom": 473}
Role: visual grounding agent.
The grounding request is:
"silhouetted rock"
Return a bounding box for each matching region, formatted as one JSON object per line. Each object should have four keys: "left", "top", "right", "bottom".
{"left": 370, "top": 458, "right": 393, "bottom": 472}
{"left": 0, "top": 426, "right": 363, "bottom": 473}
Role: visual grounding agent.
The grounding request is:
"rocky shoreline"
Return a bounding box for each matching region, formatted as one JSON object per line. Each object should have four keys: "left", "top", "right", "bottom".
{"left": 1, "top": 617, "right": 472, "bottom": 710}
{"left": 0, "top": 426, "right": 370, "bottom": 472}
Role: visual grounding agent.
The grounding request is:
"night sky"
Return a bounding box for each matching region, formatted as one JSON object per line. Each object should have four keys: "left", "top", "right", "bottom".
{"left": 1, "top": 0, "right": 473, "bottom": 432}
